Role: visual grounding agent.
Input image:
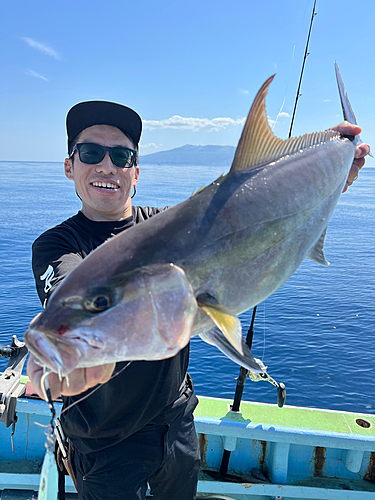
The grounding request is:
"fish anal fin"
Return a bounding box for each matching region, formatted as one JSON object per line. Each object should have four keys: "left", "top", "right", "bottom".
{"left": 197, "top": 294, "right": 243, "bottom": 355}
{"left": 200, "top": 328, "right": 264, "bottom": 373}
{"left": 306, "top": 228, "right": 330, "bottom": 266}
{"left": 230, "top": 75, "right": 340, "bottom": 173}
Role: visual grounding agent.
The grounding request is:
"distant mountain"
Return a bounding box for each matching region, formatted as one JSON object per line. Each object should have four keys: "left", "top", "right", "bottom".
{"left": 141, "top": 144, "right": 236, "bottom": 166}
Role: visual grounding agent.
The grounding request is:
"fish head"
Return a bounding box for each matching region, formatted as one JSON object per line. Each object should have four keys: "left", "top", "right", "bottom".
{"left": 25, "top": 263, "right": 198, "bottom": 376}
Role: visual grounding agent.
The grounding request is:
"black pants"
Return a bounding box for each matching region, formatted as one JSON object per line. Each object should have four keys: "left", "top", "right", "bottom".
{"left": 72, "top": 393, "right": 200, "bottom": 500}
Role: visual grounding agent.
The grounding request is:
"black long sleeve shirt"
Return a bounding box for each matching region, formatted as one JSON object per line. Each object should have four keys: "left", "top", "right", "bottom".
{"left": 32, "top": 207, "right": 190, "bottom": 453}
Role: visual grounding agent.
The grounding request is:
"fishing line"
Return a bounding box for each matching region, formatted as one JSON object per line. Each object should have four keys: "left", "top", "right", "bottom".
{"left": 288, "top": 0, "right": 317, "bottom": 138}
{"left": 302, "top": 0, "right": 315, "bottom": 20}
{"left": 279, "top": 378, "right": 327, "bottom": 407}
{"left": 272, "top": 0, "right": 318, "bottom": 136}
{"left": 272, "top": 96, "right": 287, "bottom": 132}
{"left": 60, "top": 361, "right": 133, "bottom": 416}
{"left": 271, "top": 0, "right": 315, "bottom": 132}
{"left": 272, "top": 46, "right": 296, "bottom": 132}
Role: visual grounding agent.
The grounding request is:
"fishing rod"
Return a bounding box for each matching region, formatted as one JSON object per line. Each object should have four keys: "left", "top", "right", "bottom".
{"left": 231, "top": 307, "right": 257, "bottom": 414}
{"left": 219, "top": 307, "right": 257, "bottom": 477}
{"left": 288, "top": 0, "right": 317, "bottom": 138}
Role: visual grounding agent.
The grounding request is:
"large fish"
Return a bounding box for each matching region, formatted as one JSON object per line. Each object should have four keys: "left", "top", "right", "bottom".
{"left": 25, "top": 63, "right": 359, "bottom": 377}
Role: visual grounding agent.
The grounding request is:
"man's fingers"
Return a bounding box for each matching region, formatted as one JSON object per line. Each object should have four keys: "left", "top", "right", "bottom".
{"left": 353, "top": 157, "right": 366, "bottom": 170}
{"left": 331, "top": 121, "right": 362, "bottom": 136}
{"left": 343, "top": 161, "right": 362, "bottom": 193}
{"left": 27, "top": 354, "right": 116, "bottom": 399}
{"left": 355, "top": 143, "right": 371, "bottom": 159}
{"left": 348, "top": 164, "right": 360, "bottom": 182}
{"left": 343, "top": 142, "right": 370, "bottom": 193}
{"left": 59, "top": 363, "right": 116, "bottom": 396}
{"left": 27, "top": 353, "right": 62, "bottom": 400}
{"left": 332, "top": 117, "right": 371, "bottom": 193}
{"left": 85, "top": 363, "right": 116, "bottom": 387}
{"left": 60, "top": 368, "right": 88, "bottom": 396}
{"left": 46, "top": 372, "right": 65, "bottom": 400}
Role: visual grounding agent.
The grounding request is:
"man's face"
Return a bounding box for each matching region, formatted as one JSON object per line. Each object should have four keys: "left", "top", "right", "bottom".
{"left": 64, "top": 124, "right": 139, "bottom": 221}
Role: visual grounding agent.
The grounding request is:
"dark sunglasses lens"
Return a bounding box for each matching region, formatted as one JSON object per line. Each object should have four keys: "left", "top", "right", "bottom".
{"left": 78, "top": 144, "right": 105, "bottom": 164}
{"left": 110, "top": 147, "right": 134, "bottom": 168}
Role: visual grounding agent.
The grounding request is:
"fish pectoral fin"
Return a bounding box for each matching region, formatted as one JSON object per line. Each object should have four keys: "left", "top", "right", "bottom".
{"left": 306, "top": 229, "right": 330, "bottom": 266}
{"left": 200, "top": 328, "right": 265, "bottom": 374}
{"left": 197, "top": 294, "right": 243, "bottom": 355}
{"left": 230, "top": 75, "right": 339, "bottom": 173}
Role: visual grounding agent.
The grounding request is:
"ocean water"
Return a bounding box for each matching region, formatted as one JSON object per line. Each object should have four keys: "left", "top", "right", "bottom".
{"left": 0, "top": 161, "right": 374, "bottom": 415}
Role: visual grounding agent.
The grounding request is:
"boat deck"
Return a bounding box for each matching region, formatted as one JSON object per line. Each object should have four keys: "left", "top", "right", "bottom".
{"left": 1, "top": 392, "right": 374, "bottom": 499}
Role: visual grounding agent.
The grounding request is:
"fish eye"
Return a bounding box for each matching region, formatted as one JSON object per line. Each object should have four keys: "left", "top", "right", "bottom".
{"left": 84, "top": 288, "right": 112, "bottom": 312}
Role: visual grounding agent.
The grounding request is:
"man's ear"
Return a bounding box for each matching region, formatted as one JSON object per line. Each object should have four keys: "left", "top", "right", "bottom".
{"left": 133, "top": 165, "right": 140, "bottom": 187}
{"left": 64, "top": 158, "right": 74, "bottom": 180}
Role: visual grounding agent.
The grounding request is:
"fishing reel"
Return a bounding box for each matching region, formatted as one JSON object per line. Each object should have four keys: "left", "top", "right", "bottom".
{"left": 247, "top": 359, "right": 286, "bottom": 408}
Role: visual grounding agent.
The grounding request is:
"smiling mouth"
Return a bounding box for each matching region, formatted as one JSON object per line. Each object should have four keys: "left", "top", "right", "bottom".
{"left": 91, "top": 181, "right": 119, "bottom": 190}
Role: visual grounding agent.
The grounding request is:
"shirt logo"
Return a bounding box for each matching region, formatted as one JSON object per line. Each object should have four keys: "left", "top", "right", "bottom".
{"left": 40, "top": 265, "right": 54, "bottom": 294}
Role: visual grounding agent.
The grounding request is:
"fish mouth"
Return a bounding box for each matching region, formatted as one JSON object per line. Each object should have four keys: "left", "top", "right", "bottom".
{"left": 24, "top": 328, "right": 82, "bottom": 376}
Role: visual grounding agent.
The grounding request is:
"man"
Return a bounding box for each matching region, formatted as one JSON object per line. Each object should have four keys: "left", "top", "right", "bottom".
{"left": 28, "top": 101, "right": 200, "bottom": 500}
{"left": 27, "top": 99, "right": 370, "bottom": 500}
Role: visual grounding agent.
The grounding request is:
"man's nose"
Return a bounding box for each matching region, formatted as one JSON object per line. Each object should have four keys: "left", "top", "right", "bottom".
{"left": 96, "top": 151, "right": 117, "bottom": 174}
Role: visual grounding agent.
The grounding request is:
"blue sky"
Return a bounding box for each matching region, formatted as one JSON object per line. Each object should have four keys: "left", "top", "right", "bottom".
{"left": 1, "top": 0, "right": 374, "bottom": 162}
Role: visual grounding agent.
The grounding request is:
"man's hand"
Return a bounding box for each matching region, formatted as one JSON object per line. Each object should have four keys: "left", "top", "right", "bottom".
{"left": 27, "top": 352, "right": 116, "bottom": 401}
{"left": 331, "top": 121, "right": 371, "bottom": 193}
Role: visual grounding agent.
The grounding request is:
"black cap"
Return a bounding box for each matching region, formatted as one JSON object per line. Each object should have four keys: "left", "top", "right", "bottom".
{"left": 66, "top": 100, "right": 142, "bottom": 152}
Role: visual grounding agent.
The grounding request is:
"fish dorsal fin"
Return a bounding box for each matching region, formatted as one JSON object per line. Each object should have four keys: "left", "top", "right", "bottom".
{"left": 197, "top": 294, "right": 243, "bottom": 355}
{"left": 190, "top": 185, "right": 206, "bottom": 198}
{"left": 306, "top": 228, "right": 330, "bottom": 266}
{"left": 230, "top": 75, "right": 340, "bottom": 173}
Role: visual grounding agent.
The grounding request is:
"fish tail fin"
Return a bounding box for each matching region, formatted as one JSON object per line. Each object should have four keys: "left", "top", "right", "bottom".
{"left": 335, "top": 61, "right": 358, "bottom": 126}
{"left": 334, "top": 61, "right": 370, "bottom": 153}
{"left": 335, "top": 62, "right": 373, "bottom": 157}
{"left": 199, "top": 328, "right": 265, "bottom": 373}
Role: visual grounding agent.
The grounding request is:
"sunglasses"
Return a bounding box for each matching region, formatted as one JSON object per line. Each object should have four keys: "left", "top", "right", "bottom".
{"left": 70, "top": 143, "right": 137, "bottom": 168}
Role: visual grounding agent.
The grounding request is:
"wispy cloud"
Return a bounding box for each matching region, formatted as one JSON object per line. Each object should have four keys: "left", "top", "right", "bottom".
{"left": 143, "top": 115, "right": 246, "bottom": 132}
{"left": 25, "top": 69, "right": 48, "bottom": 81}
{"left": 140, "top": 143, "right": 159, "bottom": 152}
{"left": 278, "top": 111, "right": 290, "bottom": 118}
{"left": 238, "top": 88, "right": 249, "bottom": 95}
{"left": 323, "top": 99, "right": 331, "bottom": 103}
{"left": 21, "top": 37, "right": 61, "bottom": 60}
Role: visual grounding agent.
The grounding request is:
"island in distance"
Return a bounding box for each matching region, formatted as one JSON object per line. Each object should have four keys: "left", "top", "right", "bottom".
{"left": 141, "top": 144, "right": 236, "bottom": 167}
